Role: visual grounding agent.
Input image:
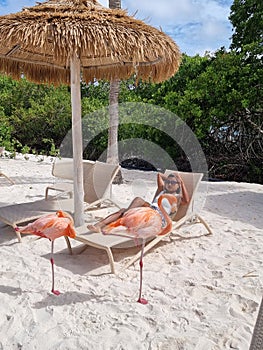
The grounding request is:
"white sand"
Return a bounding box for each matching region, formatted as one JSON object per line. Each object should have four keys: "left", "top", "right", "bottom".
{"left": 0, "top": 155, "right": 262, "bottom": 349}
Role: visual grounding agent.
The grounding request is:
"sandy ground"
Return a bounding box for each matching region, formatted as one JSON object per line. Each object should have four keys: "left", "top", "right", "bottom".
{"left": 0, "top": 155, "right": 262, "bottom": 349}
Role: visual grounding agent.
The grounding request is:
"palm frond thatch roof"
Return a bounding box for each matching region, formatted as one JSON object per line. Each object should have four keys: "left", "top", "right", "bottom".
{"left": 0, "top": 0, "right": 181, "bottom": 85}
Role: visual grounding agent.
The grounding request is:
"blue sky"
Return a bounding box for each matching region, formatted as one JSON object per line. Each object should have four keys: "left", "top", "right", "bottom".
{"left": 0, "top": 0, "right": 233, "bottom": 56}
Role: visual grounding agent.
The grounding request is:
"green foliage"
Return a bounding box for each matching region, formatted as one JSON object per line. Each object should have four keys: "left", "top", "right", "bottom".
{"left": 10, "top": 83, "right": 72, "bottom": 151}
{"left": 229, "top": 0, "right": 263, "bottom": 51}
{"left": 0, "top": 110, "right": 14, "bottom": 150}
{"left": 0, "top": 76, "right": 72, "bottom": 154}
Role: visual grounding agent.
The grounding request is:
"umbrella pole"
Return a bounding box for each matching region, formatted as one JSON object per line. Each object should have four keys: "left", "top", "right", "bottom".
{"left": 70, "top": 54, "right": 85, "bottom": 227}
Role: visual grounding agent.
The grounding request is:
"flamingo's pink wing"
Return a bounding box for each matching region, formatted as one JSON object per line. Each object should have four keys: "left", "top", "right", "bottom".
{"left": 17, "top": 215, "right": 76, "bottom": 240}
{"left": 17, "top": 213, "right": 58, "bottom": 236}
{"left": 103, "top": 207, "right": 162, "bottom": 239}
{"left": 40, "top": 217, "right": 76, "bottom": 240}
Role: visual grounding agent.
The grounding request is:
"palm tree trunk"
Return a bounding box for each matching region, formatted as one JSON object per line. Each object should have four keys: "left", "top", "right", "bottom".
{"left": 109, "top": 0, "right": 121, "bottom": 9}
{"left": 107, "top": 79, "right": 120, "bottom": 165}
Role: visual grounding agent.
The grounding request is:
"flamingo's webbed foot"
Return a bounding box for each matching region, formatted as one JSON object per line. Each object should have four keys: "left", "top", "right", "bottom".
{"left": 137, "top": 297, "right": 148, "bottom": 305}
{"left": 51, "top": 289, "right": 60, "bottom": 296}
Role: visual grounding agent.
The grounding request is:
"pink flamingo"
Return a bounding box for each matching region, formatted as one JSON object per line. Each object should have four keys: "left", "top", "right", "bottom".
{"left": 16, "top": 210, "right": 76, "bottom": 295}
{"left": 102, "top": 194, "right": 178, "bottom": 304}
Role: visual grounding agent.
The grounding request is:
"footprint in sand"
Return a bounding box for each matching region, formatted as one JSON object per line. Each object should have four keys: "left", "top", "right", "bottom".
{"left": 225, "top": 325, "right": 252, "bottom": 349}
{"left": 212, "top": 270, "right": 223, "bottom": 278}
{"left": 228, "top": 295, "right": 258, "bottom": 321}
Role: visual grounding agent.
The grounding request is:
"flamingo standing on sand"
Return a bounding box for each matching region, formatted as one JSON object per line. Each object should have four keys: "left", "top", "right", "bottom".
{"left": 16, "top": 210, "right": 76, "bottom": 295}
{"left": 102, "top": 193, "right": 178, "bottom": 304}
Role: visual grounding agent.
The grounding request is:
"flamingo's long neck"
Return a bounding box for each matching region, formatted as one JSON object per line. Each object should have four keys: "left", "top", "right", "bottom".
{"left": 157, "top": 195, "right": 173, "bottom": 236}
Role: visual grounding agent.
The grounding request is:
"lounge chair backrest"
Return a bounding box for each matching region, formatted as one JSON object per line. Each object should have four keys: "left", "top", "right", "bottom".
{"left": 52, "top": 158, "right": 94, "bottom": 180}
{"left": 164, "top": 170, "right": 203, "bottom": 221}
{"left": 50, "top": 158, "right": 119, "bottom": 205}
{"left": 52, "top": 158, "right": 74, "bottom": 180}
{"left": 83, "top": 161, "right": 120, "bottom": 204}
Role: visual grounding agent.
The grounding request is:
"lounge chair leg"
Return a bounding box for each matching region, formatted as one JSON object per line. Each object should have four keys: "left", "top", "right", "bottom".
{"left": 45, "top": 187, "right": 50, "bottom": 200}
{"left": 105, "top": 247, "right": 116, "bottom": 274}
{"left": 13, "top": 225, "right": 22, "bottom": 243}
{"left": 78, "top": 245, "right": 89, "bottom": 254}
{"left": 196, "top": 215, "right": 213, "bottom": 235}
{"left": 64, "top": 236, "right": 73, "bottom": 255}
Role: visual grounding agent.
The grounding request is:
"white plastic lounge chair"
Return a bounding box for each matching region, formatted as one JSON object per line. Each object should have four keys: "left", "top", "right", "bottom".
{"left": 45, "top": 159, "right": 120, "bottom": 210}
{"left": 0, "top": 161, "right": 120, "bottom": 243}
{"left": 45, "top": 158, "right": 95, "bottom": 199}
{"left": 68, "top": 171, "right": 212, "bottom": 274}
{"left": 83, "top": 160, "right": 121, "bottom": 210}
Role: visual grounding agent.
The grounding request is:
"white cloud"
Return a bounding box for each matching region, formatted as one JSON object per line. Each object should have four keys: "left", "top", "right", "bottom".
{"left": 122, "top": 0, "right": 231, "bottom": 25}
{"left": 199, "top": 19, "right": 232, "bottom": 43}
{"left": 121, "top": 0, "right": 233, "bottom": 55}
{"left": 175, "top": 19, "right": 232, "bottom": 56}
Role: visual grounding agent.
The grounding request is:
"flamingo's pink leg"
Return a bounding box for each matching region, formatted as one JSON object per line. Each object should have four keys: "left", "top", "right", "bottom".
{"left": 137, "top": 239, "right": 148, "bottom": 305}
{"left": 50, "top": 240, "right": 60, "bottom": 295}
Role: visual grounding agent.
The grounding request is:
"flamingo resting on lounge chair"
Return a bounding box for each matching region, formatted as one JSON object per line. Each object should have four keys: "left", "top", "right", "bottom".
{"left": 102, "top": 193, "right": 178, "bottom": 304}
{"left": 15, "top": 210, "right": 76, "bottom": 295}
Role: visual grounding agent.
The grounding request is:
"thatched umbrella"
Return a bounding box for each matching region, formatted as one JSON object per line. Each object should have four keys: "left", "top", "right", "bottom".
{"left": 0, "top": 0, "right": 181, "bottom": 226}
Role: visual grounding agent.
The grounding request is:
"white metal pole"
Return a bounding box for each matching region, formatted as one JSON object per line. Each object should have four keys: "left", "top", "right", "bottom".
{"left": 70, "top": 53, "right": 85, "bottom": 226}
